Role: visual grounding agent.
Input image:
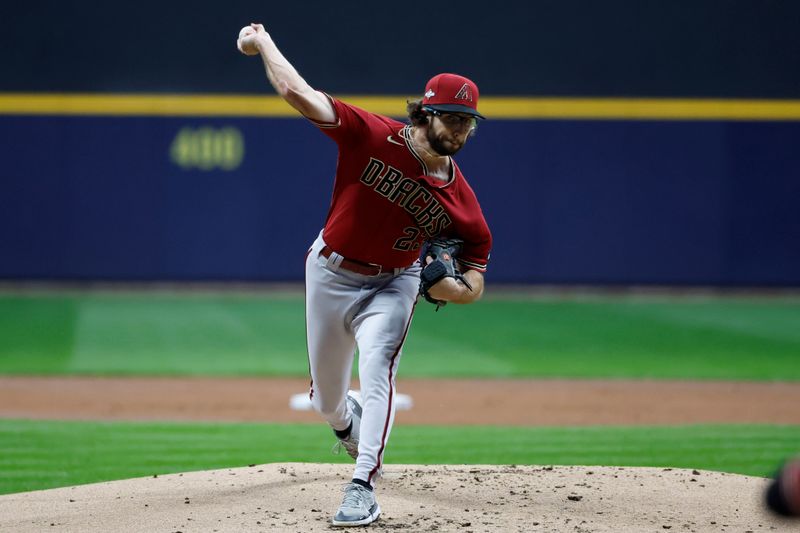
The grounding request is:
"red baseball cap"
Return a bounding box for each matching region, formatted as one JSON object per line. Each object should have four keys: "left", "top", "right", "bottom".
{"left": 422, "top": 73, "right": 485, "bottom": 119}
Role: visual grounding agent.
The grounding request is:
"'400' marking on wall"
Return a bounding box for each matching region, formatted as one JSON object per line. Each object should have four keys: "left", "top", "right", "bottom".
{"left": 170, "top": 127, "right": 244, "bottom": 171}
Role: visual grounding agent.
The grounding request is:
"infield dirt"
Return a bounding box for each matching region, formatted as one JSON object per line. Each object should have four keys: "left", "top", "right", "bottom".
{"left": 1, "top": 463, "right": 796, "bottom": 532}
{"left": 2, "top": 376, "right": 800, "bottom": 425}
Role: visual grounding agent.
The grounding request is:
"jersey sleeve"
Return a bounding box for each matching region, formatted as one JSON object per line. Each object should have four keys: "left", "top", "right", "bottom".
{"left": 307, "top": 95, "right": 374, "bottom": 145}
{"left": 457, "top": 218, "right": 492, "bottom": 273}
{"left": 449, "top": 178, "right": 492, "bottom": 273}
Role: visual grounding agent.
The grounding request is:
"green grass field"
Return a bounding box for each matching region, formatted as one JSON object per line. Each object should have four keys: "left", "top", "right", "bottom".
{"left": 1, "top": 291, "right": 799, "bottom": 495}
{"left": 1, "top": 419, "right": 797, "bottom": 496}
{"left": 1, "top": 292, "right": 799, "bottom": 379}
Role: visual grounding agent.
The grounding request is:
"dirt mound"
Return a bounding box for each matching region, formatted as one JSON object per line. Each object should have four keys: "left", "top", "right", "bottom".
{"left": 0, "top": 463, "right": 795, "bottom": 532}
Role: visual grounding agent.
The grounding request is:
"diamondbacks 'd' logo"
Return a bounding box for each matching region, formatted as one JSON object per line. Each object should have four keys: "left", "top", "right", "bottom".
{"left": 454, "top": 83, "right": 473, "bottom": 101}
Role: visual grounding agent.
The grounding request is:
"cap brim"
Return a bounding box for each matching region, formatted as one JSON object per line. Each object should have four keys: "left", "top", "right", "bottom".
{"left": 425, "top": 104, "right": 486, "bottom": 120}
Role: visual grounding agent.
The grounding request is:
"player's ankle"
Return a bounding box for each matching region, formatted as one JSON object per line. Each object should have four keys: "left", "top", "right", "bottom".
{"left": 351, "top": 478, "right": 372, "bottom": 491}
{"left": 334, "top": 420, "right": 353, "bottom": 440}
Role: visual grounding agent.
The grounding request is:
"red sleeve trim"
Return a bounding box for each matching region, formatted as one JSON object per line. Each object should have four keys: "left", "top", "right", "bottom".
{"left": 458, "top": 258, "right": 488, "bottom": 273}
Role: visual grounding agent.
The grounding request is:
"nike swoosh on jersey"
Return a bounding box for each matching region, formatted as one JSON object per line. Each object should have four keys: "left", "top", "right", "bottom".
{"left": 386, "top": 135, "right": 404, "bottom": 146}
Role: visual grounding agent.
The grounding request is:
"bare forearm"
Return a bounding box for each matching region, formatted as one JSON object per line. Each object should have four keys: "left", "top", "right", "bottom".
{"left": 238, "top": 24, "right": 334, "bottom": 123}
{"left": 255, "top": 36, "right": 309, "bottom": 100}
{"left": 451, "top": 269, "right": 485, "bottom": 303}
{"left": 255, "top": 35, "right": 334, "bottom": 122}
{"left": 427, "top": 269, "right": 485, "bottom": 304}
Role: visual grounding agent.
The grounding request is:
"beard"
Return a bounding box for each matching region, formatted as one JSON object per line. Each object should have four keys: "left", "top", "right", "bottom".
{"left": 426, "top": 127, "right": 463, "bottom": 156}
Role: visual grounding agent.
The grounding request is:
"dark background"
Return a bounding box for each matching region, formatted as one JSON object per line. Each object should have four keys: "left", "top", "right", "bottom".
{"left": 2, "top": 1, "right": 800, "bottom": 97}
{"left": 1, "top": 1, "right": 799, "bottom": 285}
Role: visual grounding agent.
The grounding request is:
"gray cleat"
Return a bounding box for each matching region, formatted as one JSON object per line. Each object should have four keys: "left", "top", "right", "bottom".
{"left": 332, "top": 391, "right": 362, "bottom": 460}
{"left": 332, "top": 482, "right": 381, "bottom": 527}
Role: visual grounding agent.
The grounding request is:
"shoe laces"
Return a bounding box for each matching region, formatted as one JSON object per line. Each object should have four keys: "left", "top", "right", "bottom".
{"left": 332, "top": 436, "right": 358, "bottom": 458}
{"left": 341, "top": 483, "right": 371, "bottom": 509}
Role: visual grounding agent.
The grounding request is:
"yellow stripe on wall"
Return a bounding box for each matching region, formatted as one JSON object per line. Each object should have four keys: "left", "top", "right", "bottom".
{"left": 2, "top": 93, "right": 800, "bottom": 121}
{"left": 481, "top": 98, "right": 800, "bottom": 121}
{"left": 0, "top": 94, "right": 298, "bottom": 117}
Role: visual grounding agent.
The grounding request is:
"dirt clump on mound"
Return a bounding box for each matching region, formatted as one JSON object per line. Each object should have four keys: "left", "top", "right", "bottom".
{"left": 0, "top": 463, "right": 795, "bottom": 532}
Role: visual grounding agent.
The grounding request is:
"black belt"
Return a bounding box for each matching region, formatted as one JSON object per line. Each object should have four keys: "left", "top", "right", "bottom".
{"left": 320, "top": 246, "right": 385, "bottom": 276}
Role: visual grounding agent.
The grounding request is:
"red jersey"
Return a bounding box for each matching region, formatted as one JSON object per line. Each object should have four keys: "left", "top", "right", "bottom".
{"left": 310, "top": 97, "right": 492, "bottom": 272}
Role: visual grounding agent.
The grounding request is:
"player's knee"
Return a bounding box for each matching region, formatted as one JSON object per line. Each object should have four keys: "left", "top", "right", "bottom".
{"left": 312, "top": 395, "right": 345, "bottom": 420}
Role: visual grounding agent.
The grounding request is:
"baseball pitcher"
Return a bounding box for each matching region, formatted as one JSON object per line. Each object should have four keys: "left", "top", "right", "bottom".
{"left": 237, "top": 23, "right": 492, "bottom": 527}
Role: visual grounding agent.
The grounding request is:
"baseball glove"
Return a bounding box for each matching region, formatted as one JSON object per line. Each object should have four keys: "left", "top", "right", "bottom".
{"left": 418, "top": 238, "right": 473, "bottom": 310}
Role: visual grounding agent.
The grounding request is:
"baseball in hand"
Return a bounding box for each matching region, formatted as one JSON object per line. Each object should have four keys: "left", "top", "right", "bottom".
{"left": 237, "top": 25, "right": 259, "bottom": 56}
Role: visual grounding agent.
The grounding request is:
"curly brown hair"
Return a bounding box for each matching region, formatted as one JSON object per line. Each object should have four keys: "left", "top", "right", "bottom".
{"left": 406, "top": 99, "right": 429, "bottom": 126}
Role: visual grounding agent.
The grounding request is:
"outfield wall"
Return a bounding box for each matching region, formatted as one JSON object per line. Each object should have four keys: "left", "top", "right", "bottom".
{"left": 2, "top": 111, "right": 798, "bottom": 285}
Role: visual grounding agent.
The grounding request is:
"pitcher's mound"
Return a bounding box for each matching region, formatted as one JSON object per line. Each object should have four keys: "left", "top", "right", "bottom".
{"left": 0, "top": 463, "right": 795, "bottom": 532}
